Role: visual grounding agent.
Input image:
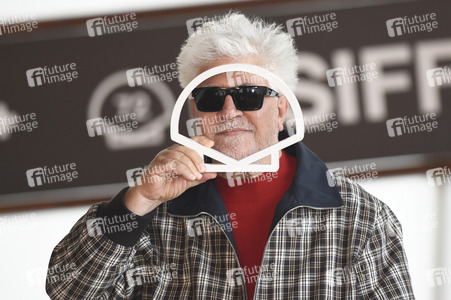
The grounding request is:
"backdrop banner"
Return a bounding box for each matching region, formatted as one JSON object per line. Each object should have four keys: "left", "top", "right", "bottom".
{"left": 0, "top": 0, "right": 449, "bottom": 204}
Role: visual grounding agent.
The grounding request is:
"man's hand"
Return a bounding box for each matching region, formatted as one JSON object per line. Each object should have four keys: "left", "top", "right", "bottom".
{"left": 124, "top": 136, "right": 217, "bottom": 215}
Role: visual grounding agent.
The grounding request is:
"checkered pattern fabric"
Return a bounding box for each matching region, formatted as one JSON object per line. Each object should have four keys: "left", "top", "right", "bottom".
{"left": 47, "top": 142, "right": 414, "bottom": 299}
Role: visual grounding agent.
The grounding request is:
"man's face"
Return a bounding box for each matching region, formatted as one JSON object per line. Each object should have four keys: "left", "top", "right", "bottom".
{"left": 190, "top": 57, "right": 288, "bottom": 161}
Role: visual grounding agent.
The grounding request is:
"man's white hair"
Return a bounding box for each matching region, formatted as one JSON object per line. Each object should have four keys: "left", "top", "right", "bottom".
{"left": 177, "top": 12, "right": 299, "bottom": 91}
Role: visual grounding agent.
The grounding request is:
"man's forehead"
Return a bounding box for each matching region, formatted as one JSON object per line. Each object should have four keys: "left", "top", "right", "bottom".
{"left": 197, "top": 71, "right": 269, "bottom": 87}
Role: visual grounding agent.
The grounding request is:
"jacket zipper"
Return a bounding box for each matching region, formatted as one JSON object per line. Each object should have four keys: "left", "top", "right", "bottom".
{"left": 186, "top": 212, "right": 248, "bottom": 300}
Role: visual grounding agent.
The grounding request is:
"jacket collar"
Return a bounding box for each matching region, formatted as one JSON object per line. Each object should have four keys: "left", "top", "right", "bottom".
{"left": 167, "top": 131, "right": 343, "bottom": 251}
{"left": 167, "top": 131, "right": 343, "bottom": 218}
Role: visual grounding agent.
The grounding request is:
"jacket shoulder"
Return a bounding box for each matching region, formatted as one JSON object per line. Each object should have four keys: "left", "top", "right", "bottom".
{"left": 332, "top": 173, "right": 386, "bottom": 217}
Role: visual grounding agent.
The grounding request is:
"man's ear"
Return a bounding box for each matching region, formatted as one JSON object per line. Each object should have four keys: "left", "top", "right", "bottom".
{"left": 277, "top": 95, "right": 288, "bottom": 131}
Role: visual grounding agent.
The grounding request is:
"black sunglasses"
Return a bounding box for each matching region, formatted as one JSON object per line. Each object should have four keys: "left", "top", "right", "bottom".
{"left": 191, "top": 86, "right": 279, "bottom": 112}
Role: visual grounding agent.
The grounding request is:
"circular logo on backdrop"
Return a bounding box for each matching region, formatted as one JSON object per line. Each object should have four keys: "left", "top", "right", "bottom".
{"left": 87, "top": 70, "right": 174, "bottom": 150}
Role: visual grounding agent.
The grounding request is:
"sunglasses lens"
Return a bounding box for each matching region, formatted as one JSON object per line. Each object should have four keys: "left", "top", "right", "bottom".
{"left": 193, "top": 89, "right": 225, "bottom": 112}
{"left": 234, "top": 87, "right": 265, "bottom": 111}
{"left": 192, "top": 87, "right": 269, "bottom": 112}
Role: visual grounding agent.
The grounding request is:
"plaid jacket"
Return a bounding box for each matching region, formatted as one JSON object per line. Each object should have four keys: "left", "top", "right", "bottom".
{"left": 46, "top": 141, "right": 415, "bottom": 299}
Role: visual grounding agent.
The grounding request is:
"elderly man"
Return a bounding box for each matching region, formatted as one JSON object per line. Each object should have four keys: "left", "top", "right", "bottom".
{"left": 47, "top": 13, "right": 415, "bottom": 299}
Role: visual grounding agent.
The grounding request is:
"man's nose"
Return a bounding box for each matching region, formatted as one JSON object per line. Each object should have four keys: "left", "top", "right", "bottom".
{"left": 219, "top": 95, "right": 242, "bottom": 117}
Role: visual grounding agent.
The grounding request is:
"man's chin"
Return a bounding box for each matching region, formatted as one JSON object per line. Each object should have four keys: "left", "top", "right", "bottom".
{"left": 210, "top": 133, "right": 259, "bottom": 159}
{"left": 212, "top": 146, "right": 254, "bottom": 160}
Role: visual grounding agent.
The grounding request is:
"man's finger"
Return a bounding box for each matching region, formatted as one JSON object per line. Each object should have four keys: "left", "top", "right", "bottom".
{"left": 170, "top": 146, "right": 205, "bottom": 175}
{"left": 186, "top": 172, "right": 217, "bottom": 189}
{"left": 191, "top": 135, "right": 214, "bottom": 148}
{"left": 180, "top": 136, "right": 215, "bottom": 174}
{"left": 164, "top": 150, "right": 202, "bottom": 179}
{"left": 171, "top": 160, "right": 200, "bottom": 181}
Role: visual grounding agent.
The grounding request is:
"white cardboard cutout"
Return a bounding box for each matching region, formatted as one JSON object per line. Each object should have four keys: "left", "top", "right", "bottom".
{"left": 170, "top": 63, "right": 304, "bottom": 172}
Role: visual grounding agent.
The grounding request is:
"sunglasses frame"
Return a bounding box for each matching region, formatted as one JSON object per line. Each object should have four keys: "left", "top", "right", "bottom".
{"left": 191, "top": 86, "right": 280, "bottom": 112}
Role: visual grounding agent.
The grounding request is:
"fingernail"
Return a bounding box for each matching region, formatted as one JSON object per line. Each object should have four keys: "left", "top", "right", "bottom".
{"left": 200, "top": 163, "right": 206, "bottom": 172}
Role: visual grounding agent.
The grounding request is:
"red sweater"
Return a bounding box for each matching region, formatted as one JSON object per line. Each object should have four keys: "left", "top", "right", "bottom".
{"left": 215, "top": 150, "right": 296, "bottom": 299}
